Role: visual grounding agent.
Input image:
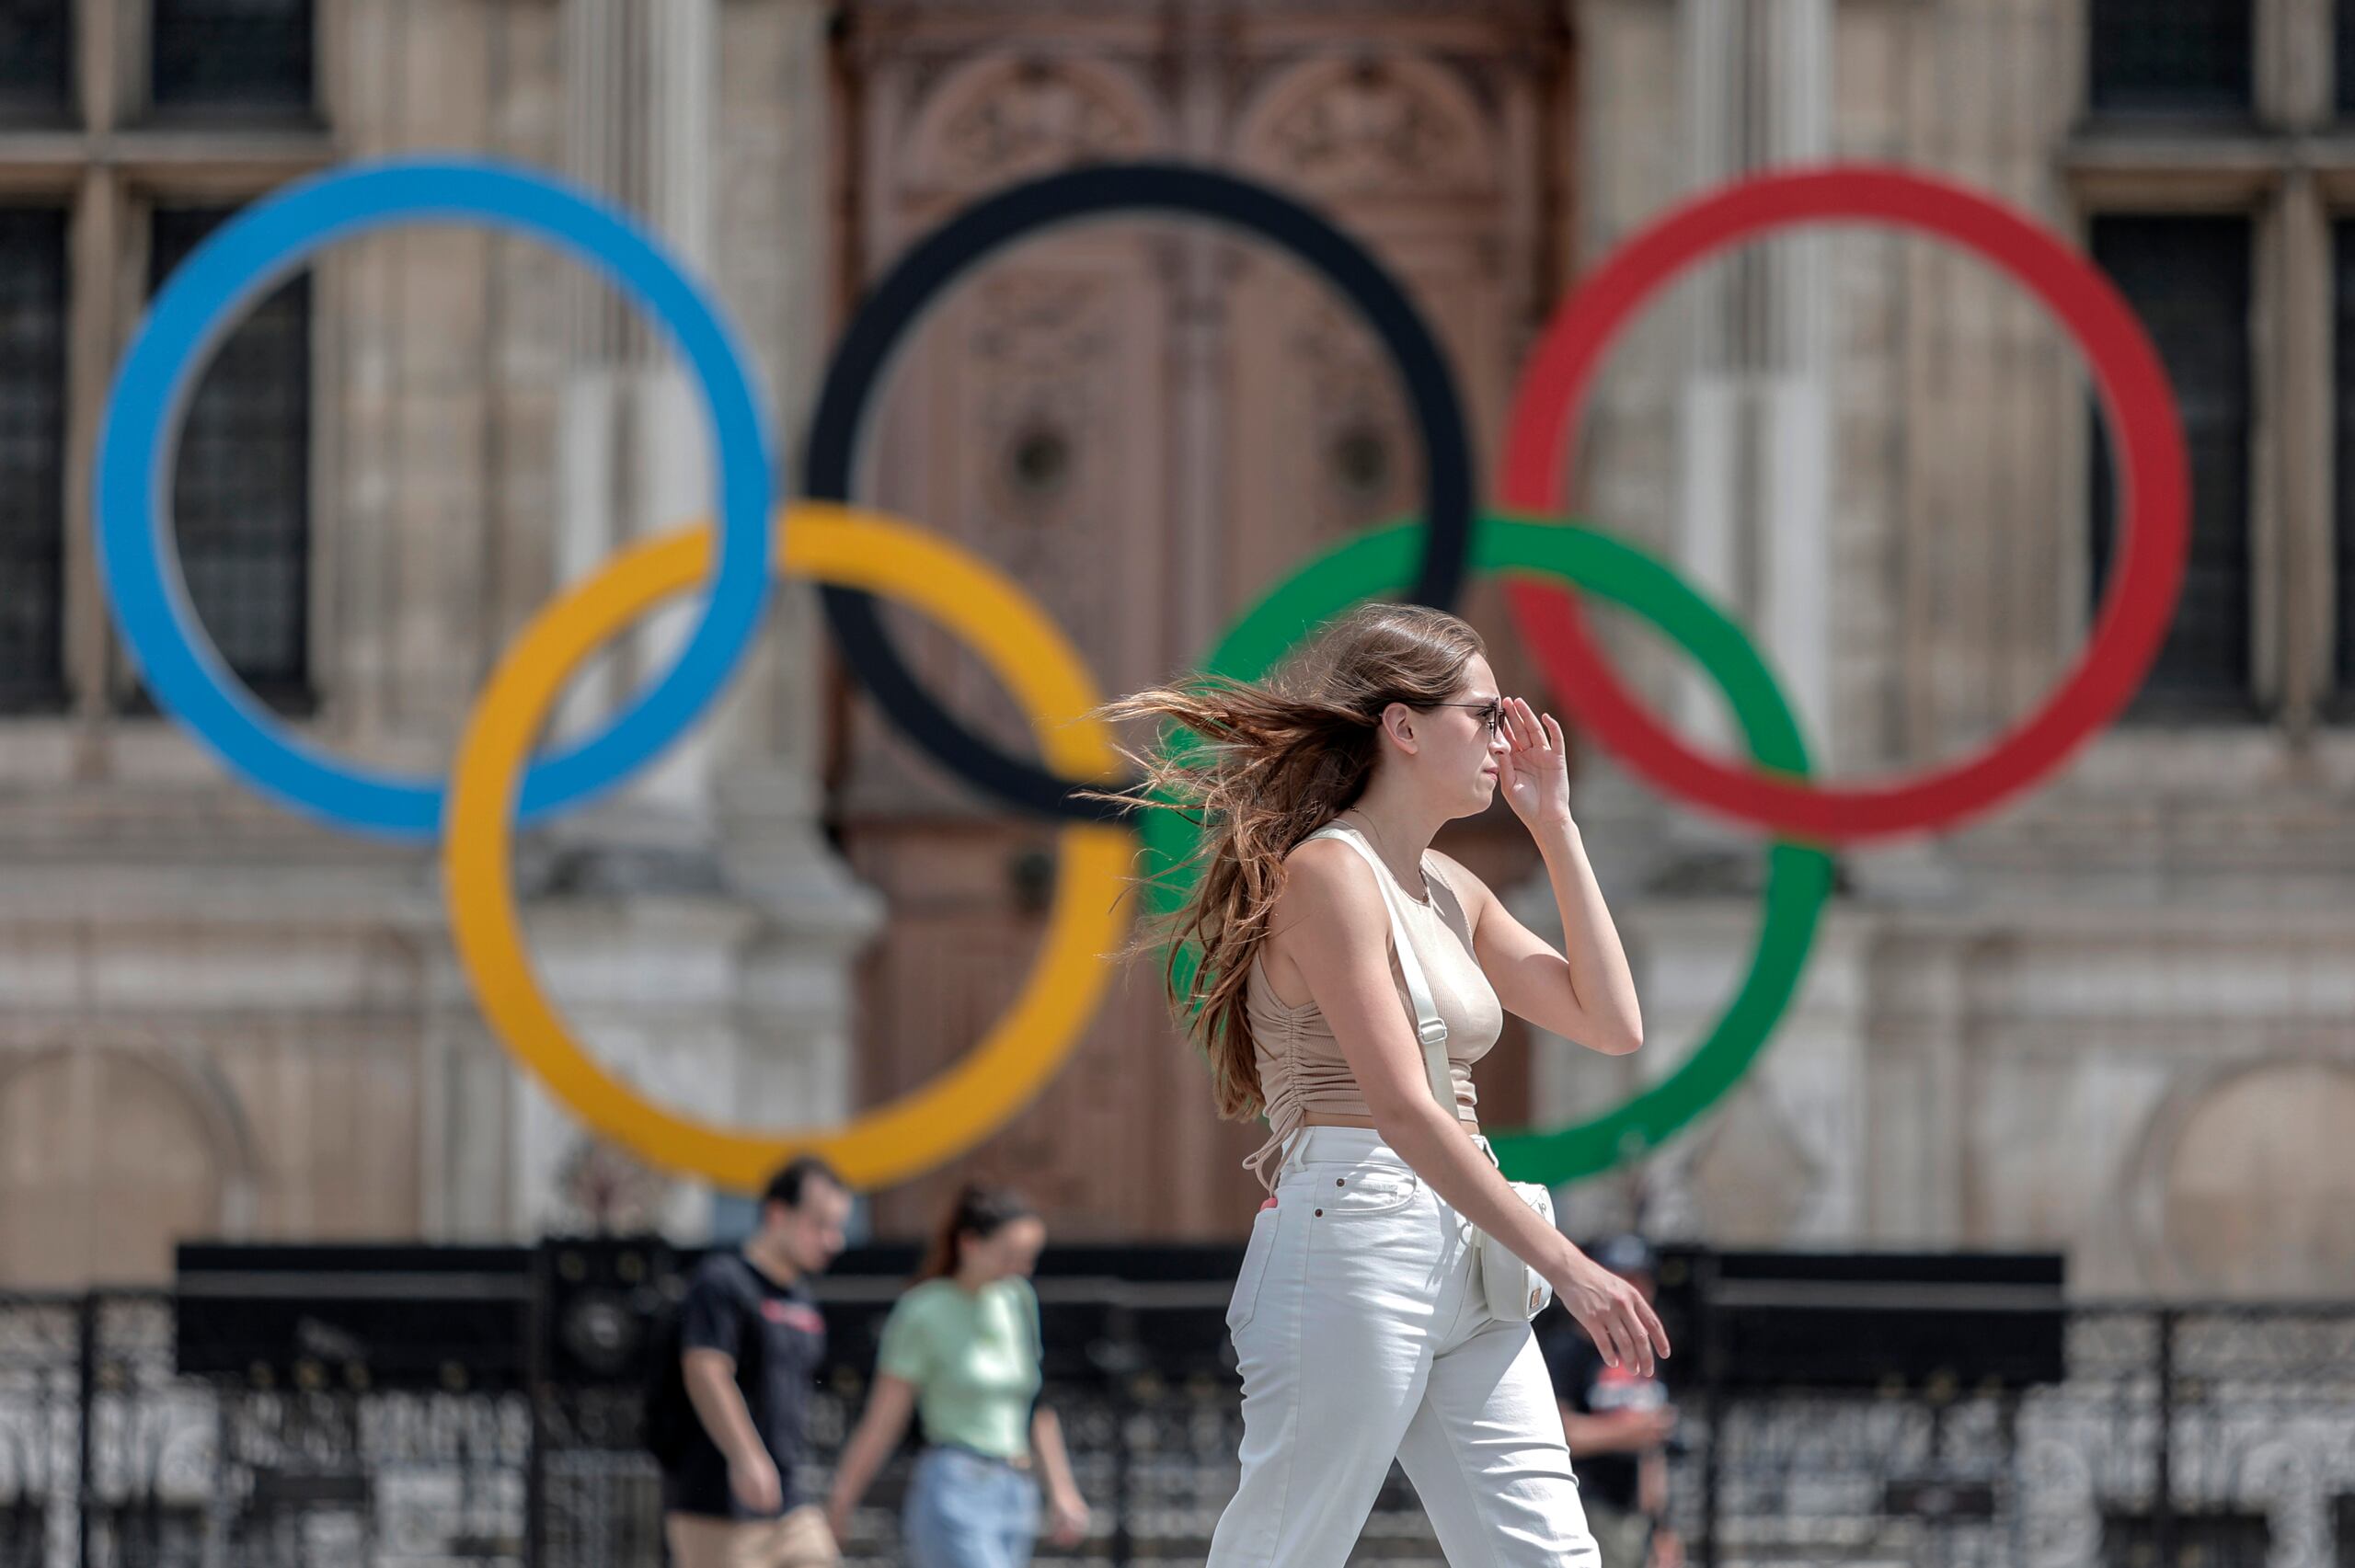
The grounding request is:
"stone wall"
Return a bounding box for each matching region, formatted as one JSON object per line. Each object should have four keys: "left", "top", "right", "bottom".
{"left": 0, "top": 0, "right": 872, "bottom": 1285}
{"left": 1545, "top": 0, "right": 2355, "bottom": 1298}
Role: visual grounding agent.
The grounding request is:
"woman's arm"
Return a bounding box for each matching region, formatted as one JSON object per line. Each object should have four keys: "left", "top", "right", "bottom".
{"left": 1273, "top": 841, "right": 1668, "bottom": 1376}
{"left": 1464, "top": 695, "right": 1642, "bottom": 1053}
{"left": 1030, "top": 1405, "right": 1089, "bottom": 1544}
{"left": 823, "top": 1373, "right": 917, "bottom": 1537}
{"left": 1440, "top": 841, "right": 1641, "bottom": 1059}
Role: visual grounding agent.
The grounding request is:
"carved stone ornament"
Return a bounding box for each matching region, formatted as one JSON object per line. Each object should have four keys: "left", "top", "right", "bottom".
{"left": 928, "top": 58, "right": 1155, "bottom": 187}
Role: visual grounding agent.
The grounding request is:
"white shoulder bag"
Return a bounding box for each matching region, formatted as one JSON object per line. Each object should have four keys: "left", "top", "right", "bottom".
{"left": 1311, "top": 825, "right": 1556, "bottom": 1321}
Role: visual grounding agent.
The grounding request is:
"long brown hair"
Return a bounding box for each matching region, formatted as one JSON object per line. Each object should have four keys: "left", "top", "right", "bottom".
{"left": 1089, "top": 602, "right": 1488, "bottom": 1124}
{"left": 914, "top": 1183, "right": 1039, "bottom": 1284}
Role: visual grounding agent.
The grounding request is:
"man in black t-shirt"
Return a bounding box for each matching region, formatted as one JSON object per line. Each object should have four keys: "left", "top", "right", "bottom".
{"left": 663, "top": 1156, "right": 854, "bottom": 1568}
{"left": 1541, "top": 1235, "right": 1681, "bottom": 1568}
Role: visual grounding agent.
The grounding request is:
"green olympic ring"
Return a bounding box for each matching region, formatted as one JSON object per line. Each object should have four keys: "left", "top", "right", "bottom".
{"left": 1138, "top": 514, "right": 1834, "bottom": 1187}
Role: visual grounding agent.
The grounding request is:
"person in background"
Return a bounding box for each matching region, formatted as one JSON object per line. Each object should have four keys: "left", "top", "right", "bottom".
{"left": 664, "top": 1155, "right": 856, "bottom": 1568}
{"left": 1543, "top": 1234, "right": 1683, "bottom": 1568}
{"left": 824, "top": 1184, "right": 1089, "bottom": 1568}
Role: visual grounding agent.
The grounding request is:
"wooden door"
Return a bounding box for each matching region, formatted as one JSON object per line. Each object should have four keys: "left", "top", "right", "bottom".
{"left": 829, "top": 6, "right": 1570, "bottom": 1241}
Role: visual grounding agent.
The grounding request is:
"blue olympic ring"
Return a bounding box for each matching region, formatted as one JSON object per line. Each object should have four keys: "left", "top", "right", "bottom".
{"left": 96, "top": 158, "right": 775, "bottom": 839}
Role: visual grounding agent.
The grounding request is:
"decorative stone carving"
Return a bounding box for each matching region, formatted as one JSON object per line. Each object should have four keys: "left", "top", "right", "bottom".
{"left": 1237, "top": 55, "right": 1498, "bottom": 194}
{"left": 551, "top": 1134, "right": 675, "bottom": 1234}
{"left": 2149, "top": 1059, "right": 2355, "bottom": 1298}
{"left": 966, "top": 270, "right": 1117, "bottom": 630}
{"left": 1271, "top": 284, "right": 1416, "bottom": 540}
{"left": 1684, "top": 1083, "right": 1822, "bottom": 1245}
{"left": 970, "top": 272, "right": 1108, "bottom": 506}
{"left": 917, "top": 58, "right": 1156, "bottom": 188}
{"left": 0, "top": 1046, "right": 243, "bottom": 1285}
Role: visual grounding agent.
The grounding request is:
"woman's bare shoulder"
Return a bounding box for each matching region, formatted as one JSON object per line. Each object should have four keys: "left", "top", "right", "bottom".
{"left": 1280, "top": 834, "right": 1369, "bottom": 888}
{"left": 1272, "top": 836, "right": 1387, "bottom": 930}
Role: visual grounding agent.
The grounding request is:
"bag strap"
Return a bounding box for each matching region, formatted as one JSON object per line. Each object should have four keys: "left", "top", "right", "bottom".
{"left": 1305, "top": 824, "right": 1455, "bottom": 1116}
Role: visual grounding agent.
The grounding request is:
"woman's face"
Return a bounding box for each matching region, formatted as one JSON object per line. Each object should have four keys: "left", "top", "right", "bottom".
{"left": 962, "top": 1216, "right": 1047, "bottom": 1283}
{"left": 1418, "top": 653, "right": 1510, "bottom": 814}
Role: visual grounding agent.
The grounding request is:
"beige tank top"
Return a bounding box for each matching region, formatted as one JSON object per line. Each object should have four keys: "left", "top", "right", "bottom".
{"left": 1241, "top": 821, "right": 1504, "bottom": 1190}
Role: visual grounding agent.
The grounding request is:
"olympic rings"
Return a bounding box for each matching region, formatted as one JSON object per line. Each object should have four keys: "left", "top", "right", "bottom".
{"left": 1137, "top": 515, "right": 1833, "bottom": 1186}
{"left": 97, "top": 158, "right": 776, "bottom": 839}
{"left": 444, "top": 504, "right": 1131, "bottom": 1191}
{"left": 98, "top": 154, "right": 2188, "bottom": 1191}
{"left": 1500, "top": 166, "right": 2189, "bottom": 841}
{"left": 804, "top": 162, "right": 1477, "bottom": 824}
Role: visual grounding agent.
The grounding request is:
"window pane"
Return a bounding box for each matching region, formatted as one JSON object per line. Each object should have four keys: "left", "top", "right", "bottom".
{"left": 2341, "top": 5, "right": 2355, "bottom": 119}
{"left": 2335, "top": 223, "right": 2355, "bottom": 701}
{"left": 2088, "top": 0, "right": 2253, "bottom": 117}
{"left": 150, "top": 0, "right": 314, "bottom": 113}
{"left": 0, "top": 209, "right": 66, "bottom": 713}
{"left": 2089, "top": 216, "right": 2253, "bottom": 715}
{"left": 0, "top": 0, "right": 71, "bottom": 117}
{"left": 147, "top": 206, "right": 312, "bottom": 713}
{"left": 2101, "top": 1511, "right": 2269, "bottom": 1568}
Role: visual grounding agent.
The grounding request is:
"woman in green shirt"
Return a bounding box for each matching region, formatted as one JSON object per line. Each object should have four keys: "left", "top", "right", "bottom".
{"left": 825, "top": 1185, "right": 1090, "bottom": 1566}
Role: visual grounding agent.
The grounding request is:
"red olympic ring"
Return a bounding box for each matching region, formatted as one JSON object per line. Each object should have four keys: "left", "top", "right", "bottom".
{"left": 1501, "top": 166, "right": 2189, "bottom": 841}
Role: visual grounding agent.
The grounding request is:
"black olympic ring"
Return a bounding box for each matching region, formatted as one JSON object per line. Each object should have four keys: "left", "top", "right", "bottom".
{"left": 802, "top": 161, "right": 1477, "bottom": 823}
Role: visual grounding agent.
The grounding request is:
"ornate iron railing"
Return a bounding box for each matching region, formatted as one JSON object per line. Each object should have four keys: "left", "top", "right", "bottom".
{"left": 2, "top": 1291, "right": 2349, "bottom": 1567}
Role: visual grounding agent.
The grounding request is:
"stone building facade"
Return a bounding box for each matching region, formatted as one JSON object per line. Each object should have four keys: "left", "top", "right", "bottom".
{"left": 0, "top": 0, "right": 2346, "bottom": 1299}
{"left": 0, "top": 0, "right": 874, "bottom": 1285}
{"left": 1551, "top": 0, "right": 2355, "bottom": 1299}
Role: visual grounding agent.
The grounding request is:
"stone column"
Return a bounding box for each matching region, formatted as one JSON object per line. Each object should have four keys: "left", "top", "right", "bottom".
{"left": 706, "top": 0, "right": 887, "bottom": 1225}
{"left": 499, "top": 0, "right": 878, "bottom": 1238}
{"left": 1524, "top": 0, "right": 1838, "bottom": 1242}
{"left": 556, "top": 0, "right": 716, "bottom": 823}
{"left": 1674, "top": 0, "right": 1832, "bottom": 758}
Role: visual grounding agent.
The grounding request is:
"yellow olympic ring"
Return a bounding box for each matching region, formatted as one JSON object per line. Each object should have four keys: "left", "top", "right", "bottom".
{"left": 443, "top": 502, "right": 1132, "bottom": 1192}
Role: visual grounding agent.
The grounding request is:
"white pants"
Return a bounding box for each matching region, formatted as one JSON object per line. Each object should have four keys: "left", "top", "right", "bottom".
{"left": 1207, "top": 1127, "right": 1601, "bottom": 1567}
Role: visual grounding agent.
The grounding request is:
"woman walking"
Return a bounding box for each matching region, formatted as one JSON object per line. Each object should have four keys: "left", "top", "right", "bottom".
{"left": 1101, "top": 603, "right": 1671, "bottom": 1566}
{"left": 824, "top": 1185, "right": 1089, "bottom": 1568}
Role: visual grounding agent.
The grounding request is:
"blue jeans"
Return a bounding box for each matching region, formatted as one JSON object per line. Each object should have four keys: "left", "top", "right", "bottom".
{"left": 902, "top": 1446, "right": 1040, "bottom": 1568}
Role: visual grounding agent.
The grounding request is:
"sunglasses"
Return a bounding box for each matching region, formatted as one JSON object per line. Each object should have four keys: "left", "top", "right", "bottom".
{"left": 1430, "top": 698, "right": 1505, "bottom": 738}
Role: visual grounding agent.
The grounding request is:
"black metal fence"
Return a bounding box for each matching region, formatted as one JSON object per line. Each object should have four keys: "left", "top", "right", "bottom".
{"left": 3, "top": 1288, "right": 2352, "bottom": 1568}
